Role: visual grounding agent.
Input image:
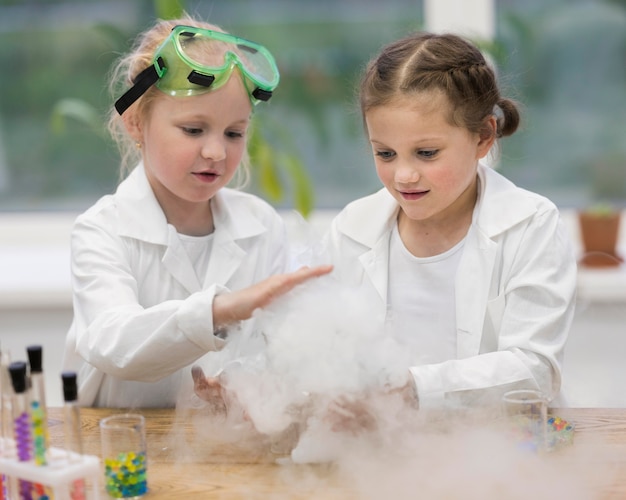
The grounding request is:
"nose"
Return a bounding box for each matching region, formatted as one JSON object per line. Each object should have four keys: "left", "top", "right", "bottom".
{"left": 201, "top": 134, "right": 226, "bottom": 162}
{"left": 395, "top": 159, "right": 421, "bottom": 184}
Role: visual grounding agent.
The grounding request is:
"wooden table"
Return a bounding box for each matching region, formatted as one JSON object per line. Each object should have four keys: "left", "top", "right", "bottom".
{"left": 46, "top": 407, "right": 626, "bottom": 499}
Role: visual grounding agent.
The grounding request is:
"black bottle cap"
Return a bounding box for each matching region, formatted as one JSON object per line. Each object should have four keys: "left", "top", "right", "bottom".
{"left": 9, "top": 361, "right": 28, "bottom": 394}
{"left": 27, "top": 345, "right": 43, "bottom": 374}
{"left": 61, "top": 371, "right": 78, "bottom": 402}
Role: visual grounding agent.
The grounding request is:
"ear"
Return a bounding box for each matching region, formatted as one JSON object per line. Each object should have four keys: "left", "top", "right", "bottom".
{"left": 121, "top": 108, "right": 143, "bottom": 143}
{"left": 476, "top": 115, "right": 497, "bottom": 159}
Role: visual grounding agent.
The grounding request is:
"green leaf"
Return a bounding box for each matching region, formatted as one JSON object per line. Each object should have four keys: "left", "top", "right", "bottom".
{"left": 256, "top": 141, "right": 284, "bottom": 202}
{"left": 247, "top": 122, "right": 263, "bottom": 160}
{"left": 50, "top": 99, "right": 104, "bottom": 137}
{"left": 281, "top": 153, "right": 314, "bottom": 217}
{"left": 154, "top": 0, "right": 186, "bottom": 20}
{"left": 246, "top": 109, "right": 315, "bottom": 213}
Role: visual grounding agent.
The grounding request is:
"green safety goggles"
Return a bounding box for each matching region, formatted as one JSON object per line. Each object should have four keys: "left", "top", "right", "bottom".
{"left": 115, "top": 25, "right": 280, "bottom": 115}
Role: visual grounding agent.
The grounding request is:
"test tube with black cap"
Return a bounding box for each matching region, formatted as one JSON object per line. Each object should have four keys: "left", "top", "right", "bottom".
{"left": 62, "top": 371, "right": 86, "bottom": 500}
{"left": 8, "top": 361, "right": 33, "bottom": 500}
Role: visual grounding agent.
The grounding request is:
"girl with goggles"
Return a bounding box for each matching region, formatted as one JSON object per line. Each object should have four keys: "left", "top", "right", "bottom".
{"left": 62, "top": 15, "right": 331, "bottom": 409}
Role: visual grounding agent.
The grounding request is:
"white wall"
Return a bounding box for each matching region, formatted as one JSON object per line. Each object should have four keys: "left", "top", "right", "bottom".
{"left": 424, "top": 0, "right": 495, "bottom": 38}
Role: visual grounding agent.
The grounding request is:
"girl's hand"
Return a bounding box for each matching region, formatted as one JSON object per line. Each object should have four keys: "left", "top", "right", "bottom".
{"left": 326, "top": 395, "right": 378, "bottom": 435}
{"left": 325, "top": 376, "right": 419, "bottom": 435}
{"left": 212, "top": 264, "right": 333, "bottom": 328}
{"left": 191, "top": 365, "right": 228, "bottom": 415}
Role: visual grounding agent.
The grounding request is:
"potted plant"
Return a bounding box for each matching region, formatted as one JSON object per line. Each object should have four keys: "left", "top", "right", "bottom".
{"left": 578, "top": 203, "right": 623, "bottom": 268}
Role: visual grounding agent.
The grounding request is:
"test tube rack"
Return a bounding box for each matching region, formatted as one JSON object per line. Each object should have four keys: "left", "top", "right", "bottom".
{"left": 0, "top": 438, "right": 101, "bottom": 499}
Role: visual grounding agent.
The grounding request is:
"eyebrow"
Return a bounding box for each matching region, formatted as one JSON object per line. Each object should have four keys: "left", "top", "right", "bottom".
{"left": 369, "top": 136, "right": 444, "bottom": 145}
{"left": 177, "top": 114, "right": 251, "bottom": 126}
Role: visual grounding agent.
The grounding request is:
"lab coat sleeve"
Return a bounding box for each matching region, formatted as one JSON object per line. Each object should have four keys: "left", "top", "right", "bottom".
{"left": 410, "top": 206, "right": 577, "bottom": 406}
{"left": 69, "top": 215, "right": 226, "bottom": 383}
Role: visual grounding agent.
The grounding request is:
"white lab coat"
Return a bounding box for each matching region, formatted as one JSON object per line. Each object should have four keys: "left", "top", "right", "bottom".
{"left": 324, "top": 164, "right": 577, "bottom": 406}
{"left": 62, "top": 164, "right": 288, "bottom": 408}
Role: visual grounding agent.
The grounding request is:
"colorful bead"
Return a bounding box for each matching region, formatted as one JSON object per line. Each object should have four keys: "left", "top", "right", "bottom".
{"left": 546, "top": 415, "right": 575, "bottom": 449}
{"left": 104, "top": 451, "right": 148, "bottom": 498}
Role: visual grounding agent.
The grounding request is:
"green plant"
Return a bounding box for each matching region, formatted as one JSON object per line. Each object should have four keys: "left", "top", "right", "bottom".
{"left": 248, "top": 117, "right": 314, "bottom": 216}
{"left": 581, "top": 202, "right": 618, "bottom": 217}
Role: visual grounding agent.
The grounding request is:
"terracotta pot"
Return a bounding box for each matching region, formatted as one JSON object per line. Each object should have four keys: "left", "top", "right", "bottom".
{"left": 578, "top": 211, "right": 623, "bottom": 267}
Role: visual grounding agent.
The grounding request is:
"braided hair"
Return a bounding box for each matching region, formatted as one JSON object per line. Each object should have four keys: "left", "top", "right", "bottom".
{"left": 359, "top": 32, "right": 519, "bottom": 140}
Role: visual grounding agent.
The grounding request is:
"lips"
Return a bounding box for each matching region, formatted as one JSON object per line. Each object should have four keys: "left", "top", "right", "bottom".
{"left": 192, "top": 171, "right": 219, "bottom": 183}
{"left": 398, "top": 189, "right": 429, "bottom": 201}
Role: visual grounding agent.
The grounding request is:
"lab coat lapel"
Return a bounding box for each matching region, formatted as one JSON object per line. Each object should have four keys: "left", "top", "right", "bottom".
{"left": 201, "top": 189, "right": 264, "bottom": 287}
{"left": 359, "top": 236, "right": 390, "bottom": 302}
{"left": 455, "top": 163, "right": 538, "bottom": 358}
{"left": 455, "top": 227, "right": 497, "bottom": 358}
{"left": 162, "top": 226, "right": 202, "bottom": 294}
{"left": 204, "top": 231, "right": 245, "bottom": 286}
{"left": 115, "top": 165, "right": 202, "bottom": 294}
{"left": 338, "top": 188, "right": 397, "bottom": 304}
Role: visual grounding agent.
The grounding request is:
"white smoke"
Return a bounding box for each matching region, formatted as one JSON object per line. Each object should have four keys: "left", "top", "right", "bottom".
{"left": 172, "top": 223, "right": 613, "bottom": 499}
{"left": 207, "top": 275, "right": 413, "bottom": 445}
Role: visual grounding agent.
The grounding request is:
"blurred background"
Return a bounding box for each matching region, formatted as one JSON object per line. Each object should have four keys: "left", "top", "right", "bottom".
{"left": 0, "top": 0, "right": 625, "bottom": 407}
{"left": 0, "top": 0, "right": 625, "bottom": 211}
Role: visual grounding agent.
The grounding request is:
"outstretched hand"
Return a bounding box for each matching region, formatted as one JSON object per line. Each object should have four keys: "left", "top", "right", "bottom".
{"left": 212, "top": 264, "right": 333, "bottom": 328}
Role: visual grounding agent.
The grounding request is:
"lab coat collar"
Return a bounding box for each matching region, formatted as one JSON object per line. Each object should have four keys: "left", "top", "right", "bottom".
{"left": 336, "top": 163, "right": 539, "bottom": 249}
{"left": 113, "top": 164, "right": 268, "bottom": 293}
{"left": 115, "top": 164, "right": 169, "bottom": 245}
{"left": 114, "top": 163, "right": 267, "bottom": 244}
{"left": 473, "top": 163, "right": 539, "bottom": 238}
{"left": 336, "top": 188, "right": 399, "bottom": 249}
{"left": 333, "top": 164, "right": 542, "bottom": 319}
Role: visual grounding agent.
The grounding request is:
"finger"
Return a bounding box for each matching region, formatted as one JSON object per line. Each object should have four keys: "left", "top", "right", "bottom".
{"left": 294, "top": 264, "right": 333, "bottom": 281}
{"left": 272, "top": 264, "right": 333, "bottom": 296}
{"left": 204, "top": 377, "right": 222, "bottom": 389}
{"left": 328, "top": 401, "right": 356, "bottom": 419}
{"left": 194, "top": 378, "right": 213, "bottom": 394}
{"left": 191, "top": 365, "right": 205, "bottom": 383}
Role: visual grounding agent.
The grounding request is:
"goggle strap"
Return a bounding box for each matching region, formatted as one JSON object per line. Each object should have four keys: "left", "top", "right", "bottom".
{"left": 252, "top": 88, "right": 273, "bottom": 102}
{"left": 114, "top": 57, "right": 164, "bottom": 115}
{"left": 187, "top": 70, "right": 215, "bottom": 88}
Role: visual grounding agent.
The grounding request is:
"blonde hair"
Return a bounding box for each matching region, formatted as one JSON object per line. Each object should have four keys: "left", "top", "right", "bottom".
{"left": 107, "top": 14, "right": 250, "bottom": 186}
{"left": 359, "top": 32, "right": 520, "bottom": 141}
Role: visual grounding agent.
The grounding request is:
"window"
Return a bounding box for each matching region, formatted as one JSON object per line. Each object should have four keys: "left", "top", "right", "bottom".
{"left": 0, "top": 0, "right": 624, "bottom": 213}
{"left": 494, "top": 0, "right": 626, "bottom": 208}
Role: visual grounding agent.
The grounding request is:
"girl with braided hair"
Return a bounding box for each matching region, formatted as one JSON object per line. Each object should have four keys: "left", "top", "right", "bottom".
{"left": 323, "top": 31, "right": 576, "bottom": 429}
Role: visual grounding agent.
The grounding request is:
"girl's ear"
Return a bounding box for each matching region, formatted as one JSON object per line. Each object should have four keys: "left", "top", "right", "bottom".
{"left": 121, "top": 108, "right": 143, "bottom": 143}
{"left": 476, "top": 115, "right": 497, "bottom": 159}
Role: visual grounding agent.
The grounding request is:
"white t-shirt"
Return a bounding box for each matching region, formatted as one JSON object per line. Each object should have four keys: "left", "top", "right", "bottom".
{"left": 387, "top": 222, "right": 464, "bottom": 365}
{"left": 178, "top": 232, "right": 214, "bottom": 282}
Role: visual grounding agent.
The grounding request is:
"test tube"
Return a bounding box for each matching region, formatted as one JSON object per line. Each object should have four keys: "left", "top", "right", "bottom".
{"left": 0, "top": 349, "right": 13, "bottom": 452}
{"left": 26, "top": 346, "right": 49, "bottom": 467}
{"left": 0, "top": 348, "right": 11, "bottom": 500}
{"left": 27, "top": 346, "right": 54, "bottom": 500}
{"left": 61, "top": 372, "right": 86, "bottom": 500}
{"left": 8, "top": 361, "right": 33, "bottom": 500}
